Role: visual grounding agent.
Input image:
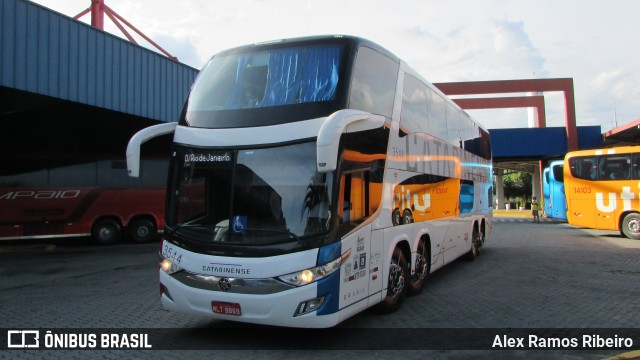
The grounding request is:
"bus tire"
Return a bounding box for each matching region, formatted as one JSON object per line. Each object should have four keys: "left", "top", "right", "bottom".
{"left": 377, "top": 246, "right": 409, "bottom": 314}
{"left": 392, "top": 208, "right": 402, "bottom": 226}
{"left": 620, "top": 213, "right": 640, "bottom": 240}
{"left": 402, "top": 209, "right": 413, "bottom": 224}
{"left": 408, "top": 238, "right": 429, "bottom": 296}
{"left": 128, "top": 218, "right": 157, "bottom": 243}
{"left": 463, "top": 225, "right": 481, "bottom": 261}
{"left": 92, "top": 219, "right": 122, "bottom": 245}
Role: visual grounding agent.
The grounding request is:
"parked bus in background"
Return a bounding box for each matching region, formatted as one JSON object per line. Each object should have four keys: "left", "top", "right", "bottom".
{"left": 128, "top": 36, "right": 493, "bottom": 328}
{"left": 542, "top": 160, "right": 567, "bottom": 220}
{"left": 564, "top": 146, "right": 640, "bottom": 239}
{"left": 0, "top": 158, "right": 167, "bottom": 244}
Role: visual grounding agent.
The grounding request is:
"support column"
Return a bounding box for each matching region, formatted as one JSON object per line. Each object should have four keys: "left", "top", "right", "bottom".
{"left": 495, "top": 169, "right": 505, "bottom": 210}
{"left": 90, "top": 0, "right": 105, "bottom": 29}
{"left": 532, "top": 164, "right": 541, "bottom": 205}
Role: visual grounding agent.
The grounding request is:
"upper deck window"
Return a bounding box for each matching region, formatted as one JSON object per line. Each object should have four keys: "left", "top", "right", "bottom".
{"left": 400, "top": 74, "right": 428, "bottom": 137}
{"left": 188, "top": 45, "right": 342, "bottom": 111}
{"left": 349, "top": 47, "right": 399, "bottom": 118}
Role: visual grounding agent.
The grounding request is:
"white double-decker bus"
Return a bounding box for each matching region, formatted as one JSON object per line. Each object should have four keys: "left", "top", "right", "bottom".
{"left": 127, "top": 36, "right": 493, "bottom": 328}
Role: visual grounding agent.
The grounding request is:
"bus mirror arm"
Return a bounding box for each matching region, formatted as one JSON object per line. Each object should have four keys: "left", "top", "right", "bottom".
{"left": 316, "top": 110, "right": 385, "bottom": 173}
{"left": 126, "top": 122, "right": 178, "bottom": 178}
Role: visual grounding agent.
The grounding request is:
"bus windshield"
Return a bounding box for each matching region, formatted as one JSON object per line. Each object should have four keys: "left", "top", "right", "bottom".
{"left": 188, "top": 44, "right": 342, "bottom": 111}
{"left": 167, "top": 142, "right": 333, "bottom": 245}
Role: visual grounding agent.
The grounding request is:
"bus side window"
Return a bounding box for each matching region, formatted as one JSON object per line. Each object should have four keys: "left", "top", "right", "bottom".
{"left": 341, "top": 171, "right": 368, "bottom": 223}
{"left": 600, "top": 155, "right": 631, "bottom": 180}
{"left": 634, "top": 154, "right": 640, "bottom": 179}
{"left": 400, "top": 73, "right": 428, "bottom": 137}
{"left": 598, "top": 158, "right": 608, "bottom": 179}
{"left": 338, "top": 170, "right": 371, "bottom": 237}
{"left": 349, "top": 47, "right": 399, "bottom": 118}
{"left": 570, "top": 157, "right": 596, "bottom": 180}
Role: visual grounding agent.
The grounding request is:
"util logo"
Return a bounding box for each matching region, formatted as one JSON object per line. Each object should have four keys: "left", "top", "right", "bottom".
{"left": 595, "top": 184, "right": 639, "bottom": 213}
{"left": 395, "top": 186, "right": 431, "bottom": 211}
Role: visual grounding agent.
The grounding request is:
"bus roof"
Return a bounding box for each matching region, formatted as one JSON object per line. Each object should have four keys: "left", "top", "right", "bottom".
{"left": 565, "top": 145, "right": 640, "bottom": 158}
{"left": 211, "top": 35, "right": 400, "bottom": 64}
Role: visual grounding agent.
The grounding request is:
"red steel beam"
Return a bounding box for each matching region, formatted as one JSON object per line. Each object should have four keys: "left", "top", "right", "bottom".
{"left": 74, "top": 0, "right": 178, "bottom": 62}
{"left": 90, "top": 0, "right": 105, "bottom": 29}
{"left": 434, "top": 78, "right": 578, "bottom": 151}
{"left": 452, "top": 96, "right": 546, "bottom": 128}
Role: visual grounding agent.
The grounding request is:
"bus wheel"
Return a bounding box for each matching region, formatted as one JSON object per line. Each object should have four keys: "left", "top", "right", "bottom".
{"left": 402, "top": 209, "right": 413, "bottom": 224}
{"left": 129, "top": 218, "right": 157, "bottom": 243}
{"left": 408, "top": 239, "right": 429, "bottom": 296}
{"left": 377, "top": 247, "right": 409, "bottom": 314}
{"left": 92, "top": 219, "right": 122, "bottom": 245}
{"left": 463, "top": 226, "right": 481, "bottom": 261}
{"left": 621, "top": 213, "right": 640, "bottom": 240}
{"left": 392, "top": 209, "right": 402, "bottom": 226}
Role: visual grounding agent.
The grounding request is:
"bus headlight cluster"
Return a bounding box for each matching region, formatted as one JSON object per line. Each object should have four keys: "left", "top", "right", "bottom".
{"left": 278, "top": 249, "right": 351, "bottom": 286}
{"left": 160, "top": 258, "right": 184, "bottom": 275}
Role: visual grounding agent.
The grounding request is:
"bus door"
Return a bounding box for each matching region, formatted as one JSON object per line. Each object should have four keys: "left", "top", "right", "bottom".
{"left": 438, "top": 178, "right": 463, "bottom": 263}
{"left": 550, "top": 162, "right": 567, "bottom": 219}
{"left": 595, "top": 155, "right": 632, "bottom": 230}
{"left": 543, "top": 168, "right": 551, "bottom": 216}
{"left": 337, "top": 170, "right": 375, "bottom": 309}
{"left": 567, "top": 156, "right": 597, "bottom": 228}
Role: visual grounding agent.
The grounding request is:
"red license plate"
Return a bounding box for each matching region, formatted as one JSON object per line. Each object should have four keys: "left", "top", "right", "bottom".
{"left": 211, "top": 301, "right": 242, "bottom": 316}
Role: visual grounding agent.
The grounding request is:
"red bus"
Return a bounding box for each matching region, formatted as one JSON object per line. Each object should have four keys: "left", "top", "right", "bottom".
{"left": 0, "top": 158, "right": 166, "bottom": 244}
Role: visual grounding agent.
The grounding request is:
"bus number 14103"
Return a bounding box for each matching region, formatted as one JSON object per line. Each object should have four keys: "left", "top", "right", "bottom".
{"left": 573, "top": 186, "right": 592, "bottom": 194}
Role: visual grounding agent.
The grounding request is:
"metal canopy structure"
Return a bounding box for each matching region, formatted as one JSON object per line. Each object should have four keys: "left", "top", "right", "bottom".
{"left": 434, "top": 78, "right": 578, "bottom": 151}
{"left": 72, "top": 0, "right": 178, "bottom": 61}
{"left": 453, "top": 95, "right": 547, "bottom": 128}
{"left": 602, "top": 118, "right": 640, "bottom": 147}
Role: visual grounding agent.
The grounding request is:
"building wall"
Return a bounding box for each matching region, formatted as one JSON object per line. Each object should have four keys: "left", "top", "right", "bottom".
{"left": 0, "top": 0, "right": 198, "bottom": 123}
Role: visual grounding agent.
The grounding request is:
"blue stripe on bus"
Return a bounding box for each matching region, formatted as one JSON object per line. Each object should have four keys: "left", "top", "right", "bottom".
{"left": 316, "top": 241, "right": 341, "bottom": 315}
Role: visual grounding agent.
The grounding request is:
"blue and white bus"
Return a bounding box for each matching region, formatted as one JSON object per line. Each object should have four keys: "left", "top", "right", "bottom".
{"left": 127, "top": 36, "right": 493, "bottom": 328}
{"left": 543, "top": 160, "right": 567, "bottom": 220}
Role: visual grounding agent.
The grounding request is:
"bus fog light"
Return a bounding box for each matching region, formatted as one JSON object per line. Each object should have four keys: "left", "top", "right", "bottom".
{"left": 294, "top": 297, "right": 325, "bottom": 317}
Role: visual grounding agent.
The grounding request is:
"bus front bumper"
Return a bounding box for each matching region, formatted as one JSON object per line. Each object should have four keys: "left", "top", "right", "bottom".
{"left": 159, "top": 270, "right": 342, "bottom": 328}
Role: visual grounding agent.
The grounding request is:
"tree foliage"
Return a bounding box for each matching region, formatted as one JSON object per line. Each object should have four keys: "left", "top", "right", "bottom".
{"left": 502, "top": 171, "right": 532, "bottom": 200}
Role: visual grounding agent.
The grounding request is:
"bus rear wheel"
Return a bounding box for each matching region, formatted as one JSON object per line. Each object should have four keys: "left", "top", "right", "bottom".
{"left": 377, "top": 246, "right": 409, "bottom": 314}
{"left": 128, "top": 218, "right": 157, "bottom": 243}
{"left": 408, "top": 239, "right": 429, "bottom": 296}
{"left": 402, "top": 209, "right": 413, "bottom": 224}
{"left": 92, "top": 219, "right": 122, "bottom": 245}
{"left": 463, "top": 226, "right": 481, "bottom": 261}
{"left": 621, "top": 213, "right": 640, "bottom": 240}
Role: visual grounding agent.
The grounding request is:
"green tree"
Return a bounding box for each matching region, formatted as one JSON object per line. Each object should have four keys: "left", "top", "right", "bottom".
{"left": 502, "top": 171, "right": 532, "bottom": 202}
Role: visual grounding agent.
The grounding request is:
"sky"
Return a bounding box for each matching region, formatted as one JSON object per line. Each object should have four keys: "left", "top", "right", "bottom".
{"left": 31, "top": 0, "right": 640, "bottom": 132}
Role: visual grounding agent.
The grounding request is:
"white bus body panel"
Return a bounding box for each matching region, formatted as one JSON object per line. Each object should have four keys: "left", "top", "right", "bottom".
{"left": 173, "top": 118, "right": 325, "bottom": 147}
{"left": 162, "top": 240, "right": 318, "bottom": 278}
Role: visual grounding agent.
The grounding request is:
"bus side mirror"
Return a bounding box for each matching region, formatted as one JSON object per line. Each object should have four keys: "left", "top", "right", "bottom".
{"left": 126, "top": 122, "right": 177, "bottom": 177}
{"left": 316, "top": 110, "right": 385, "bottom": 173}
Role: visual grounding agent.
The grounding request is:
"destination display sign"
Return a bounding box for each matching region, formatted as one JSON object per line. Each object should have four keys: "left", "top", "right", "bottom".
{"left": 182, "top": 150, "right": 233, "bottom": 167}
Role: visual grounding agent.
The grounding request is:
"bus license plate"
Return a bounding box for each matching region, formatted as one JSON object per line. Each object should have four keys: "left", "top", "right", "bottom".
{"left": 212, "top": 301, "right": 241, "bottom": 316}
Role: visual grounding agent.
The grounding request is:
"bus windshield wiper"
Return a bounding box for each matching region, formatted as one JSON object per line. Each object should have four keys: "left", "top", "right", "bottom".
{"left": 234, "top": 227, "right": 302, "bottom": 244}
{"left": 166, "top": 223, "right": 220, "bottom": 237}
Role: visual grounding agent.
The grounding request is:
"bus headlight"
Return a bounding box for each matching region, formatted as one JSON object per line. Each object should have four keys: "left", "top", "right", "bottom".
{"left": 278, "top": 249, "right": 351, "bottom": 286}
{"left": 160, "top": 258, "right": 183, "bottom": 275}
